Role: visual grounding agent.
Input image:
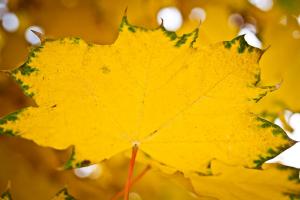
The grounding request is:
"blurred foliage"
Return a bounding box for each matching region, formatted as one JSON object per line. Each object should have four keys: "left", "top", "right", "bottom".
{"left": 0, "top": 0, "right": 300, "bottom": 199}
{"left": 1, "top": 188, "right": 76, "bottom": 200}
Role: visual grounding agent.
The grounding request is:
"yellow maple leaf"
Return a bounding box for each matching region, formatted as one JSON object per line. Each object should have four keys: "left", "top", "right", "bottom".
{"left": 0, "top": 17, "right": 291, "bottom": 174}
{"left": 190, "top": 160, "right": 300, "bottom": 200}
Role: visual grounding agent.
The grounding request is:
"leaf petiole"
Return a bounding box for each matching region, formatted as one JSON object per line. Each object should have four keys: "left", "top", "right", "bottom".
{"left": 111, "top": 164, "right": 151, "bottom": 200}
{"left": 123, "top": 144, "right": 139, "bottom": 200}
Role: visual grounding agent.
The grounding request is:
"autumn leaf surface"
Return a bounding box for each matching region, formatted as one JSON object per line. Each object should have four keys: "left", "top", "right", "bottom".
{"left": 0, "top": 17, "right": 291, "bottom": 173}
{"left": 190, "top": 160, "right": 300, "bottom": 200}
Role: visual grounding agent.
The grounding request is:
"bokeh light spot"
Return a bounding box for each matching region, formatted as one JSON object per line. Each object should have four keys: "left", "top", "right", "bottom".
{"left": 238, "top": 24, "right": 262, "bottom": 49}
{"left": 74, "top": 164, "right": 102, "bottom": 179}
{"left": 2, "top": 12, "right": 19, "bottom": 32}
{"left": 292, "top": 30, "right": 300, "bottom": 39}
{"left": 249, "top": 0, "right": 273, "bottom": 11}
{"left": 25, "top": 26, "right": 44, "bottom": 46}
{"left": 189, "top": 7, "right": 206, "bottom": 23}
{"left": 157, "top": 7, "right": 182, "bottom": 31}
{"left": 228, "top": 13, "right": 244, "bottom": 27}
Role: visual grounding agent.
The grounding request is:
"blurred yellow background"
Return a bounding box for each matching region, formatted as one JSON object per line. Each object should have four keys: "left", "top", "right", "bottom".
{"left": 0, "top": 0, "right": 300, "bottom": 199}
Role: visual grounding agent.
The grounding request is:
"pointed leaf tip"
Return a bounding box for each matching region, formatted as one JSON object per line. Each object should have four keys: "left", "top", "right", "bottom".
{"left": 124, "top": 6, "right": 128, "bottom": 17}
{"left": 31, "top": 30, "right": 44, "bottom": 42}
{"left": 256, "top": 45, "right": 271, "bottom": 64}
{"left": 159, "top": 17, "right": 164, "bottom": 27}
